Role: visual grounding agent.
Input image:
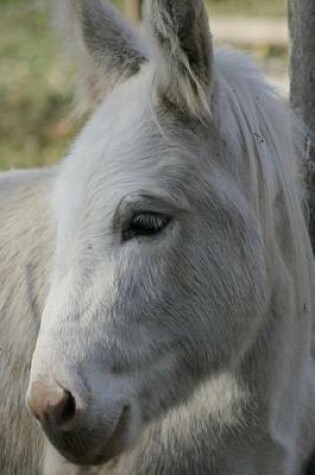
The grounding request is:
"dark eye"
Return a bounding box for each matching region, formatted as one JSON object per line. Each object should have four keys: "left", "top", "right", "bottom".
{"left": 122, "top": 212, "right": 171, "bottom": 242}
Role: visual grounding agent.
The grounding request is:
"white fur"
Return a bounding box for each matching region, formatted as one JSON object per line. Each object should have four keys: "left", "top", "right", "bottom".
{"left": 1, "top": 1, "right": 315, "bottom": 473}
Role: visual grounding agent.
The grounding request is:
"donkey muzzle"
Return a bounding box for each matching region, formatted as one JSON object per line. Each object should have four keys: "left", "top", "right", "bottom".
{"left": 26, "top": 377, "right": 132, "bottom": 465}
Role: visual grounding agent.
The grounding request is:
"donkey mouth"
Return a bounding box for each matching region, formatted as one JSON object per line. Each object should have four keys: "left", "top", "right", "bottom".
{"left": 93, "top": 405, "right": 131, "bottom": 465}
{"left": 45, "top": 406, "right": 131, "bottom": 466}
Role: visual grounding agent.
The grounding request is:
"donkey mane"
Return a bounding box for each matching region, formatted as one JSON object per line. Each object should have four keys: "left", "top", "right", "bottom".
{"left": 212, "top": 48, "right": 310, "bottom": 296}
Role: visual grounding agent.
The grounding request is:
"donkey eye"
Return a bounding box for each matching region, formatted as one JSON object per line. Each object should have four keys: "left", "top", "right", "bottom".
{"left": 122, "top": 212, "right": 171, "bottom": 242}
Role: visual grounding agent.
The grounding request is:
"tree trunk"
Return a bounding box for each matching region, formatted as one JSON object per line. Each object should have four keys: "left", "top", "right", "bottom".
{"left": 125, "top": 0, "right": 142, "bottom": 24}
{"left": 289, "top": 0, "right": 315, "bottom": 250}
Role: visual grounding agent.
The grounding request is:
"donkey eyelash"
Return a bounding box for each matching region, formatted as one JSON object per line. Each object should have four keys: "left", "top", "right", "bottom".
{"left": 122, "top": 212, "right": 172, "bottom": 243}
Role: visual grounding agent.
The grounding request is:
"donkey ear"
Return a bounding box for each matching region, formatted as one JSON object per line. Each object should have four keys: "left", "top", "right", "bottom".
{"left": 146, "top": 0, "right": 213, "bottom": 117}
{"left": 50, "top": 0, "right": 148, "bottom": 114}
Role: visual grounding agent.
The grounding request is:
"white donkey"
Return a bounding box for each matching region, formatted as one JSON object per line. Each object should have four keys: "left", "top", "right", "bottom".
{"left": 0, "top": 0, "right": 315, "bottom": 474}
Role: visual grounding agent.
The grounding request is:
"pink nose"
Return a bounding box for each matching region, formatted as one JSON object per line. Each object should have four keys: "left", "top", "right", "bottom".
{"left": 27, "top": 380, "right": 76, "bottom": 428}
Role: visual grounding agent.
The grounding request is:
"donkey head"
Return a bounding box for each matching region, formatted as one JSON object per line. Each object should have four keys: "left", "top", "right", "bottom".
{"left": 27, "top": 0, "right": 267, "bottom": 466}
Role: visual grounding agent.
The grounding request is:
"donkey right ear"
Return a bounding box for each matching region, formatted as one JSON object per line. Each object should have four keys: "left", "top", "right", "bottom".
{"left": 146, "top": 0, "right": 213, "bottom": 118}
{"left": 50, "top": 0, "right": 148, "bottom": 113}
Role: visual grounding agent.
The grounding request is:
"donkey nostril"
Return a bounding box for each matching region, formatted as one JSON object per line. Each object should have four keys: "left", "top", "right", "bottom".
{"left": 27, "top": 381, "right": 77, "bottom": 429}
{"left": 52, "top": 389, "right": 76, "bottom": 427}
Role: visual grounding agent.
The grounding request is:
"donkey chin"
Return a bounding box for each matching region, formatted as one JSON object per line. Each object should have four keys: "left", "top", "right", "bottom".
{"left": 44, "top": 407, "right": 133, "bottom": 466}
{"left": 26, "top": 377, "right": 141, "bottom": 466}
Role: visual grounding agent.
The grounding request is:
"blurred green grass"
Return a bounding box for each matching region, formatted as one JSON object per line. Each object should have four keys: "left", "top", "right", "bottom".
{"left": 0, "top": 2, "right": 77, "bottom": 169}
{"left": 0, "top": 0, "right": 285, "bottom": 170}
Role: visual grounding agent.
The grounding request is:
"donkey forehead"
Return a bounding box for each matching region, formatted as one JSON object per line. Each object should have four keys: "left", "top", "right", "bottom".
{"left": 53, "top": 72, "right": 210, "bottom": 230}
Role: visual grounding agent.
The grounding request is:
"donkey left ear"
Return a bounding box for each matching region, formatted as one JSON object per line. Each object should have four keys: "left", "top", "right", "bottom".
{"left": 147, "top": 0, "right": 213, "bottom": 117}
{"left": 49, "top": 0, "right": 148, "bottom": 114}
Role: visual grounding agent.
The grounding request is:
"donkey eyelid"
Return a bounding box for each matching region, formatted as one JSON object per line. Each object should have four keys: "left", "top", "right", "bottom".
{"left": 112, "top": 193, "right": 189, "bottom": 245}
{"left": 121, "top": 212, "right": 173, "bottom": 244}
{"left": 113, "top": 193, "right": 189, "bottom": 229}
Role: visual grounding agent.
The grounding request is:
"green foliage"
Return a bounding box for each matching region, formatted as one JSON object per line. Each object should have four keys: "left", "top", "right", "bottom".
{"left": 0, "top": 4, "right": 80, "bottom": 169}
{"left": 0, "top": 0, "right": 24, "bottom": 4}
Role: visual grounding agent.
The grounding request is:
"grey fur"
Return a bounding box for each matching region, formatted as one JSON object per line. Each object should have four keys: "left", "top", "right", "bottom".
{"left": 49, "top": 0, "right": 148, "bottom": 113}
{"left": 147, "top": 0, "right": 213, "bottom": 115}
{"left": 0, "top": 169, "right": 54, "bottom": 473}
{"left": 1, "top": 1, "right": 315, "bottom": 474}
{"left": 81, "top": 0, "right": 147, "bottom": 77}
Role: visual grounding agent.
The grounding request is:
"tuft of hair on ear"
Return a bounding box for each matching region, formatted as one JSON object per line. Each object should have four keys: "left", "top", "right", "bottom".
{"left": 145, "top": 0, "right": 214, "bottom": 120}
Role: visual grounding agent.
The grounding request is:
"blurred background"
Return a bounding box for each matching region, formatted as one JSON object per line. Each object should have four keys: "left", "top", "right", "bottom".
{"left": 0, "top": 0, "right": 287, "bottom": 170}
